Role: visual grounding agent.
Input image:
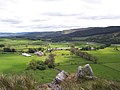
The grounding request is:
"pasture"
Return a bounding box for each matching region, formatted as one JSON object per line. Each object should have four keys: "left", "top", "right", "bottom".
{"left": 0, "top": 38, "right": 120, "bottom": 83}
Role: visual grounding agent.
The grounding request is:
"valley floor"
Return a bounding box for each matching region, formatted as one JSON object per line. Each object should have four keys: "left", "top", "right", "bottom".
{"left": 0, "top": 47, "right": 120, "bottom": 83}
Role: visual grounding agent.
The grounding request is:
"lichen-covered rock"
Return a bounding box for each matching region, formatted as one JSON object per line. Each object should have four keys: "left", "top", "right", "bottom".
{"left": 52, "top": 70, "right": 68, "bottom": 84}
{"left": 77, "top": 64, "right": 94, "bottom": 79}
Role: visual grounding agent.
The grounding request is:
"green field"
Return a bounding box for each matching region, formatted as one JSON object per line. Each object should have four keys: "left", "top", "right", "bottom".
{"left": 0, "top": 38, "right": 120, "bottom": 83}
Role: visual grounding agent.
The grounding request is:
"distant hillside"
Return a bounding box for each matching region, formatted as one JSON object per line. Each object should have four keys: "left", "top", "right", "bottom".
{"left": 50, "top": 26, "right": 120, "bottom": 43}
{"left": 15, "top": 31, "right": 63, "bottom": 39}
{"left": 0, "top": 32, "right": 27, "bottom": 37}
{"left": 84, "top": 32, "right": 120, "bottom": 44}
{"left": 13, "top": 26, "right": 120, "bottom": 44}
{"left": 1, "top": 26, "right": 120, "bottom": 44}
{"left": 62, "top": 27, "right": 93, "bottom": 34}
{"left": 65, "top": 26, "right": 120, "bottom": 37}
{"left": 14, "top": 27, "right": 95, "bottom": 39}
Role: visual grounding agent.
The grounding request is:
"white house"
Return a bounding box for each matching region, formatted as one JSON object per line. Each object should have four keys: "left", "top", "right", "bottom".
{"left": 22, "top": 53, "right": 31, "bottom": 57}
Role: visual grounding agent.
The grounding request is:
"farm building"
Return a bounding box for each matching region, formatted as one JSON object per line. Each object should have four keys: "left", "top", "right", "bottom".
{"left": 47, "top": 48, "right": 53, "bottom": 52}
{"left": 22, "top": 53, "right": 31, "bottom": 57}
{"left": 34, "top": 51, "right": 44, "bottom": 56}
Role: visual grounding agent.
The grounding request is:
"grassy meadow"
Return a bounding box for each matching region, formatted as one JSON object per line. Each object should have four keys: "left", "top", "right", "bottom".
{"left": 0, "top": 38, "right": 120, "bottom": 84}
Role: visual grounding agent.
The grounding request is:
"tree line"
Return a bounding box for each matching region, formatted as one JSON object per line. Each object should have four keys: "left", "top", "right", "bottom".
{"left": 70, "top": 46, "right": 97, "bottom": 63}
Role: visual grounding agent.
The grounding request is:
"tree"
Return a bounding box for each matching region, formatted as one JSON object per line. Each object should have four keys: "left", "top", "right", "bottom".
{"left": 3, "top": 48, "right": 11, "bottom": 52}
{"left": 11, "top": 48, "right": 16, "bottom": 52}
{"left": 81, "top": 46, "right": 91, "bottom": 50}
{"left": 70, "top": 45, "right": 78, "bottom": 54}
{"left": 38, "top": 47, "right": 44, "bottom": 52}
{"left": 28, "top": 48, "right": 37, "bottom": 53}
{"left": 3, "top": 48, "right": 16, "bottom": 52}
{"left": 114, "top": 46, "right": 119, "bottom": 51}
{"left": 44, "top": 53, "right": 55, "bottom": 68}
{"left": 0, "top": 44, "right": 5, "bottom": 48}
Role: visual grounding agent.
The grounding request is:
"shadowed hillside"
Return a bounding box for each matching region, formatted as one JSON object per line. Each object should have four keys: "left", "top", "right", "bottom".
{"left": 1, "top": 26, "right": 120, "bottom": 44}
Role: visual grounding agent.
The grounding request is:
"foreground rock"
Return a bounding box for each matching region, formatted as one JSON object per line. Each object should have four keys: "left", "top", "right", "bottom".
{"left": 77, "top": 64, "right": 95, "bottom": 79}
{"left": 38, "top": 66, "right": 120, "bottom": 90}
{"left": 38, "top": 70, "right": 68, "bottom": 90}
{"left": 38, "top": 64, "right": 96, "bottom": 90}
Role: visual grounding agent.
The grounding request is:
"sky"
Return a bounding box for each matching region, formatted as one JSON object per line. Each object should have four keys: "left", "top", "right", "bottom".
{"left": 0, "top": 0, "right": 120, "bottom": 33}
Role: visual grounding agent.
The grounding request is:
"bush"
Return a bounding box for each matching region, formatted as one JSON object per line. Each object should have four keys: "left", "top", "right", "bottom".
{"left": 27, "top": 60, "right": 46, "bottom": 70}
{"left": 38, "top": 47, "right": 44, "bottom": 52}
{"left": 3, "top": 48, "right": 16, "bottom": 52}
{"left": 81, "top": 46, "right": 91, "bottom": 50}
{"left": 3, "top": 48, "right": 11, "bottom": 52}
{"left": 48, "top": 63, "right": 55, "bottom": 68}
{"left": 36, "top": 61, "right": 46, "bottom": 70}
{"left": 0, "top": 44, "right": 5, "bottom": 47}
{"left": 11, "top": 48, "right": 16, "bottom": 52}
{"left": 28, "top": 48, "right": 37, "bottom": 53}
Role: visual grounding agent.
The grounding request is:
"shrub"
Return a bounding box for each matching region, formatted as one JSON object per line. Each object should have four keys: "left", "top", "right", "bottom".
{"left": 3, "top": 48, "right": 11, "bottom": 52}
{"left": 48, "top": 63, "right": 55, "bottom": 68}
{"left": 36, "top": 61, "right": 46, "bottom": 70}
{"left": 81, "top": 46, "right": 91, "bottom": 50}
{"left": 27, "top": 60, "right": 37, "bottom": 70}
{"left": 28, "top": 48, "right": 37, "bottom": 53}
{"left": 3, "top": 48, "right": 16, "bottom": 52}
{"left": 0, "top": 44, "right": 5, "bottom": 47}
{"left": 44, "top": 58, "right": 49, "bottom": 65}
{"left": 27, "top": 60, "right": 46, "bottom": 70}
{"left": 38, "top": 47, "right": 44, "bottom": 52}
{"left": 11, "top": 48, "right": 16, "bottom": 52}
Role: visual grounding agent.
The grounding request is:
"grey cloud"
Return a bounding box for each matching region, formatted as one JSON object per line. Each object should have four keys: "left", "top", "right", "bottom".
{"left": 40, "top": 0, "right": 61, "bottom": 2}
{"left": 0, "top": 19, "right": 21, "bottom": 24}
{"left": 31, "top": 19, "right": 49, "bottom": 22}
{"left": 30, "top": 24, "right": 80, "bottom": 29}
{"left": 16, "top": 24, "right": 80, "bottom": 30}
{"left": 16, "top": 25, "right": 29, "bottom": 28}
{"left": 78, "top": 15, "right": 120, "bottom": 20}
{"left": 44, "top": 12, "right": 120, "bottom": 20}
{"left": 43, "top": 12, "right": 120, "bottom": 20}
{"left": 80, "top": 0, "right": 101, "bottom": 4}
{"left": 43, "top": 12, "right": 82, "bottom": 17}
{"left": 98, "top": 16, "right": 120, "bottom": 19}
{"left": 43, "top": 12, "right": 65, "bottom": 16}
{"left": 33, "top": 0, "right": 61, "bottom": 2}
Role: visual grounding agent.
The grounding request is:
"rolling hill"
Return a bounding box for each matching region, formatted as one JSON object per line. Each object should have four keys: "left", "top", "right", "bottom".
{"left": 1, "top": 26, "right": 120, "bottom": 44}
{"left": 48, "top": 26, "right": 120, "bottom": 43}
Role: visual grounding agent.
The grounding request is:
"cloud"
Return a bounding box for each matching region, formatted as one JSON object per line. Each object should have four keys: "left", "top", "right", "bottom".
{"left": 31, "top": 19, "right": 49, "bottom": 22}
{"left": 43, "top": 12, "right": 66, "bottom": 16}
{"left": 0, "top": 19, "right": 21, "bottom": 24}
{"left": 77, "top": 15, "right": 120, "bottom": 20}
{"left": 42, "top": 12, "right": 82, "bottom": 17}
{"left": 39, "top": 0, "right": 62, "bottom": 2}
{"left": 31, "top": 24, "right": 80, "bottom": 29}
{"left": 80, "top": 0, "right": 102, "bottom": 4}
{"left": 0, "top": 0, "right": 120, "bottom": 32}
{"left": 16, "top": 23, "right": 80, "bottom": 30}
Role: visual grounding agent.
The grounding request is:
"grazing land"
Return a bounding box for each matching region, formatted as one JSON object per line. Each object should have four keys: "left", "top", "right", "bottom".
{"left": 0, "top": 38, "right": 120, "bottom": 84}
